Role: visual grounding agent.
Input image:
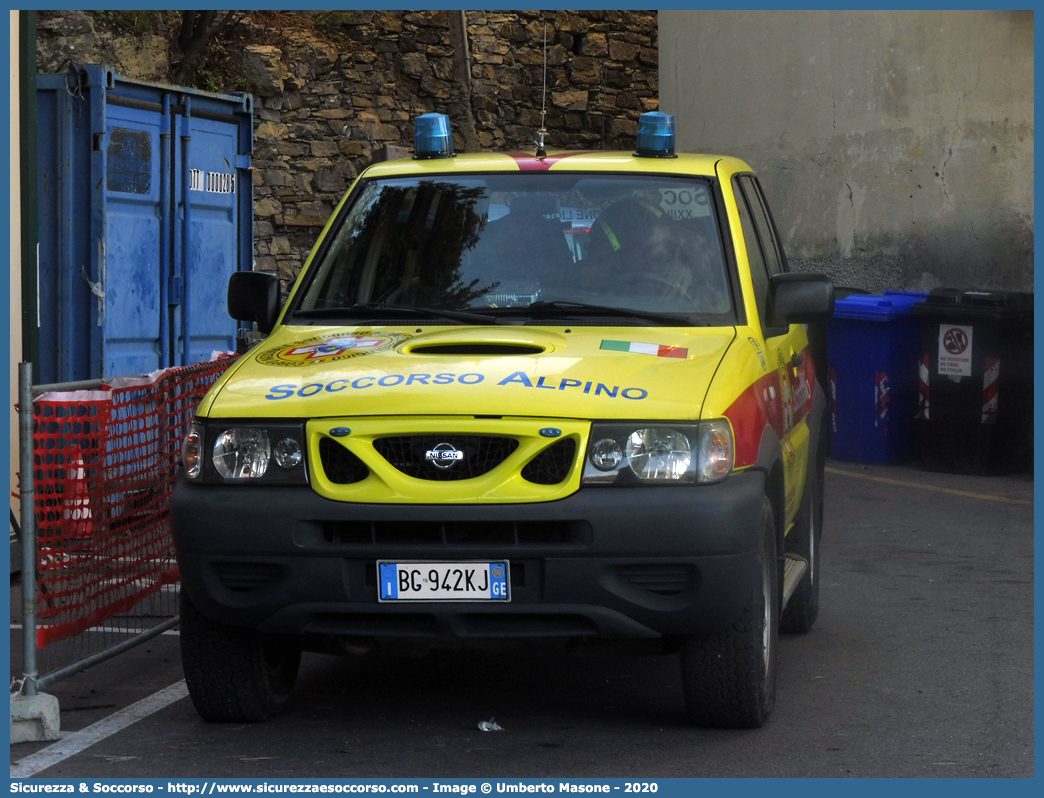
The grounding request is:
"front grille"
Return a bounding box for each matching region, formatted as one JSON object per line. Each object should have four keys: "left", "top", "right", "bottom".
{"left": 319, "top": 437, "right": 369, "bottom": 484}
{"left": 373, "top": 435, "right": 518, "bottom": 481}
{"left": 323, "top": 520, "right": 591, "bottom": 546}
{"left": 212, "top": 561, "right": 286, "bottom": 592}
{"left": 521, "top": 438, "right": 577, "bottom": 485}
{"left": 615, "top": 564, "right": 696, "bottom": 596}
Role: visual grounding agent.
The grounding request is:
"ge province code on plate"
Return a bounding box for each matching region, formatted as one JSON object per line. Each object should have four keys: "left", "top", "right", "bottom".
{"left": 379, "top": 561, "right": 510, "bottom": 601}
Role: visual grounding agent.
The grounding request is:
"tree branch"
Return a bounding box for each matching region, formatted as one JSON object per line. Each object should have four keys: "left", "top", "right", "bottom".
{"left": 173, "top": 10, "right": 238, "bottom": 85}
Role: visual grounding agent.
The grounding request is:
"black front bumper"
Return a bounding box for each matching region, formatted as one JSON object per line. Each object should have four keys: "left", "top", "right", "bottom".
{"left": 172, "top": 470, "right": 766, "bottom": 640}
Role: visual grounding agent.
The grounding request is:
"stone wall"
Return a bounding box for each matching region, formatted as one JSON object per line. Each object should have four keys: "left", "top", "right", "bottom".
{"left": 36, "top": 10, "right": 173, "bottom": 81}
{"left": 36, "top": 10, "right": 659, "bottom": 284}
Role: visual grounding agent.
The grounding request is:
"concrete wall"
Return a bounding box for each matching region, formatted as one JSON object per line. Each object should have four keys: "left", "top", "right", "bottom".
{"left": 660, "top": 9, "right": 1033, "bottom": 293}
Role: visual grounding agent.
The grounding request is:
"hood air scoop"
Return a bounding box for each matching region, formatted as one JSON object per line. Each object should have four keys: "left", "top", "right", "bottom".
{"left": 407, "top": 343, "right": 545, "bottom": 356}
{"left": 399, "top": 327, "right": 567, "bottom": 357}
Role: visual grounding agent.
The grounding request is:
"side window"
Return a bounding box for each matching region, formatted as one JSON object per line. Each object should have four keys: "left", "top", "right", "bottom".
{"left": 733, "top": 178, "right": 771, "bottom": 329}
{"left": 752, "top": 177, "right": 789, "bottom": 273}
{"left": 738, "top": 176, "right": 782, "bottom": 277}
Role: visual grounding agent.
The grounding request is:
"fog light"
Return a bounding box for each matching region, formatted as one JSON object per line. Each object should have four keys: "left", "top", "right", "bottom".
{"left": 273, "top": 437, "right": 303, "bottom": 469}
{"left": 590, "top": 438, "right": 624, "bottom": 471}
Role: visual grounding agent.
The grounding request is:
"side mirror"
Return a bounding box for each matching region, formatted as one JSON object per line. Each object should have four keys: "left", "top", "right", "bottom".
{"left": 228, "top": 271, "right": 281, "bottom": 334}
{"left": 767, "top": 273, "right": 835, "bottom": 327}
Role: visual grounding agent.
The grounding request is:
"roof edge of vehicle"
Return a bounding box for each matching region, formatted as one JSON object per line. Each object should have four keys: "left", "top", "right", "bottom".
{"left": 360, "top": 150, "right": 752, "bottom": 178}
{"left": 197, "top": 148, "right": 757, "bottom": 416}
{"left": 266, "top": 148, "right": 754, "bottom": 333}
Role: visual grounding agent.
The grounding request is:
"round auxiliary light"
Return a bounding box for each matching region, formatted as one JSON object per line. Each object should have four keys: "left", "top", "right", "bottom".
{"left": 414, "top": 113, "right": 454, "bottom": 160}
{"left": 273, "top": 437, "right": 303, "bottom": 469}
{"left": 634, "top": 112, "right": 677, "bottom": 158}
{"left": 589, "top": 438, "right": 624, "bottom": 472}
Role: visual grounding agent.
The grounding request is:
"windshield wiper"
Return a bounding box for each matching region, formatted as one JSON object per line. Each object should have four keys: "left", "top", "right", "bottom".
{"left": 486, "top": 301, "right": 693, "bottom": 326}
{"left": 292, "top": 303, "right": 497, "bottom": 325}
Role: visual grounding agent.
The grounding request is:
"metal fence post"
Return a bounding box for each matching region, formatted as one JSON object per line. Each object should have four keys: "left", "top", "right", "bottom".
{"left": 18, "top": 362, "right": 38, "bottom": 697}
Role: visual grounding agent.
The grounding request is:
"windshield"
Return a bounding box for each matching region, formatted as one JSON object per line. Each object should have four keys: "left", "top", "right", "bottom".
{"left": 293, "top": 173, "right": 735, "bottom": 322}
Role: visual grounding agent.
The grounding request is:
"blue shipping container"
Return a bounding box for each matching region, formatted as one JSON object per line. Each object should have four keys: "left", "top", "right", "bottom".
{"left": 36, "top": 65, "right": 253, "bottom": 382}
{"left": 826, "top": 291, "right": 927, "bottom": 464}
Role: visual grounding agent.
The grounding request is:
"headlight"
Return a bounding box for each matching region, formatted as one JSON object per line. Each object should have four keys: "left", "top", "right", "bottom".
{"left": 625, "top": 428, "right": 693, "bottom": 481}
{"left": 213, "top": 428, "right": 270, "bottom": 479}
{"left": 181, "top": 421, "right": 308, "bottom": 484}
{"left": 581, "top": 421, "right": 733, "bottom": 486}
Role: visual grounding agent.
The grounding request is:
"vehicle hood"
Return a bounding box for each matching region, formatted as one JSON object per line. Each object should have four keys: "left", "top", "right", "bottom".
{"left": 202, "top": 324, "right": 737, "bottom": 421}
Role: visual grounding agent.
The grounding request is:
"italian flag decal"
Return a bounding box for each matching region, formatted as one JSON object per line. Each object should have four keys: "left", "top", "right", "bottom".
{"left": 600, "top": 340, "right": 688, "bottom": 358}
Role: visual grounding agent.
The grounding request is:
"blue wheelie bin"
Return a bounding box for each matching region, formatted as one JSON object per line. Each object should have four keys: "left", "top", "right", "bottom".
{"left": 826, "top": 291, "right": 927, "bottom": 464}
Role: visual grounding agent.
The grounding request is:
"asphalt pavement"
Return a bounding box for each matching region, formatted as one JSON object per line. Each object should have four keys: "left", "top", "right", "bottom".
{"left": 9, "top": 460, "right": 1034, "bottom": 778}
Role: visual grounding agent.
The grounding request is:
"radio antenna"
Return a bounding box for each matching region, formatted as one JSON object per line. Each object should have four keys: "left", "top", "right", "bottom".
{"left": 535, "top": 21, "right": 548, "bottom": 157}
{"left": 600, "top": 63, "right": 606, "bottom": 150}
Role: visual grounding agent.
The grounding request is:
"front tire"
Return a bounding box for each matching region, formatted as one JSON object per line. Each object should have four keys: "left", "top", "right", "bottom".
{"left": 680, "top": 497, "right": 779, "bottom": 728}
{"left": 179, "top": 591, "right": 301, "bottom": 723}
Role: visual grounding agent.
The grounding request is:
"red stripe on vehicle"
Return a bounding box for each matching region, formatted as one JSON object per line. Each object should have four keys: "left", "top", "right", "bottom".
{"left": 799, "top": 344, "right": 816, "bottom": 422}
{"left": 723, "top": 371, "right": 785, "bottom": 468}
{"left": 504, "top": 152, "right": 586, "bottom": 171}
{"left": 723, "top": 344, "right": 815, "bottom": 468}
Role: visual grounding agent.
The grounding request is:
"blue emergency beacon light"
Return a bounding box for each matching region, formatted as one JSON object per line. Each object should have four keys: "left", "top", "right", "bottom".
{"left": 634, "top": 112, "right": 677, "bottom": 158}
{"left": 413, "top": 113, "right": 455, "bottom": 159}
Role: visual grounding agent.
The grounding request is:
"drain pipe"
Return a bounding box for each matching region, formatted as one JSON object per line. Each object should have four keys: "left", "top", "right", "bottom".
{"left": 449, "top": 11, "right": 480, "bottom": 152}
{"left": 457, "top": 10, "right": 472, "bottom": 91}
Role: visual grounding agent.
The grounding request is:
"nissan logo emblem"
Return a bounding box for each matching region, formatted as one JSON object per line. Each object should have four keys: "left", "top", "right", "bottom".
{"left": 425, "top": 442, "right": 465, "bottom": 470}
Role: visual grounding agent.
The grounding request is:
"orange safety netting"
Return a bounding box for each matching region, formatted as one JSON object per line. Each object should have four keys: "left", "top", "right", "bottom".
{"left": 30, "top": 356, "right": 238, "bottom": 648}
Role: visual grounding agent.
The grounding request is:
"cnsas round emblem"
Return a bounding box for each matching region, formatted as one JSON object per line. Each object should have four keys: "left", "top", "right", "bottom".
{"left": 256, "top": 331, "right": 409, "bottom": 367}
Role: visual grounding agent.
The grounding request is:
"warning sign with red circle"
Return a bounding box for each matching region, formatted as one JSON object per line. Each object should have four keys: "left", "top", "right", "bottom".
{"left": 938, "top": 324, "right": 973, "bottom": 376}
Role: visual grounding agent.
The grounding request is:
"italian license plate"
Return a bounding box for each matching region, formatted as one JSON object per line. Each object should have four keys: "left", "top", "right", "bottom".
{"left": 377, "top": 561, "right": 510, "bottom": 602}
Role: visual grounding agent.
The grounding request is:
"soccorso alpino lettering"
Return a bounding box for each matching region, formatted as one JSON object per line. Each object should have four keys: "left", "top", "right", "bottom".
{"left": 265, "top": 371, "right": 648, "bottom": 401}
